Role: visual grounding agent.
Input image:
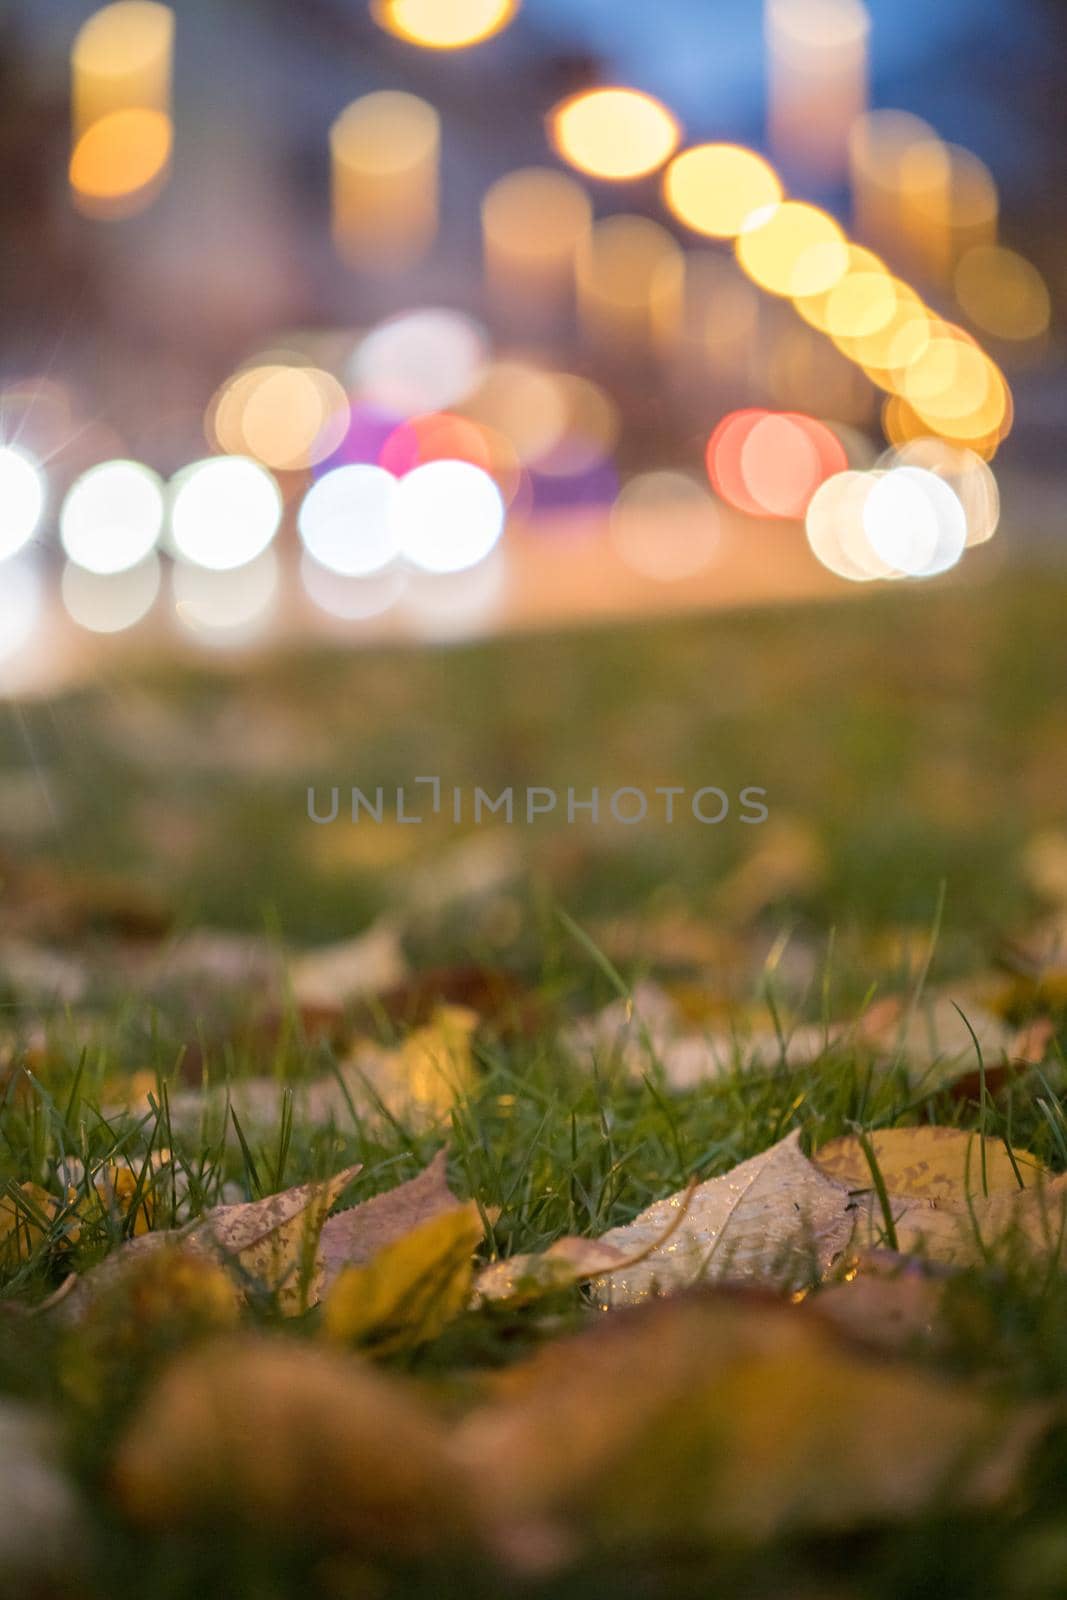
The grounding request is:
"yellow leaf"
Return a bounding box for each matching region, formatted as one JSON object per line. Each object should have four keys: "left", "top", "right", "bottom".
{"left": 0, "top": 1183, "right": 58, "bottom": 1267}
{"left": 814, "top": 1127, "right": 1060, "bottom": 1267}
{"left": 813, "top": 1126, "right": 1044, "bottom": 1201}
{"left": 324, "top": 1202, "right": 484, "bottom": 1355}
{"left": 343, "top": 1004, "right": 479, "bottom": 1127}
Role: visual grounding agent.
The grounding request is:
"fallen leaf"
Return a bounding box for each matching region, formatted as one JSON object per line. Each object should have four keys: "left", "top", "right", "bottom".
{"left": 318, "top": 1150, "right": 461, "bottom": 1295}
{"left": 457, "top": 1292, "right": 1050, "bottom": 1561}
{"left": 194, "top": 1166, "right": 360, "bottom": 1314}
{"left": 813, "top": 1126, "right": 1044, "bottom": 1200}
{"left": 287, "top": 918, "right": 407, "bottom": 1012}
{"left": 112, "top": 1336, "right": 469, "bottom": 1555}
{"left": 65, "top": 1167, "right": 360, "bottom": 1319}
{"left": 0, "top": 1182, "right": 59, "bottom": 1268}
{"left": 340, "top": 1004, "right": 480, "bottom": 1126}
{"left": 809, "top": 1252, "right": 951, "bottom": 1354}
{"left": 165, "top": 1005, "right": 479, "bottom": 1136}
{"left": 475, "top": 1238, "right": 630, "bottom": 1308}
{"left": 324, "top": 1203, "right": 485, "bottom": 1355}
{"left": 590, "top": 1131, "right": 855, "bottom": 1305}
{"left": 813, "top": 1127, "right": 1062, "bottom": 1267}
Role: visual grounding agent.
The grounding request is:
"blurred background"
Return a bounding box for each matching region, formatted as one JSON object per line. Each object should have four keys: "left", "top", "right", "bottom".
{"left": 0, "top": 0, "right": 1065, "bottom": 967}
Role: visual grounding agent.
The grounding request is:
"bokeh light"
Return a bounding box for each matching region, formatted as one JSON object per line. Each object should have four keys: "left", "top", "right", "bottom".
{"left": 765, "top": 0, "right": 870, "bottom": 182}
{"left": 0, "top": 557, "right": 43, "bottom": 664}
{"left": 863, "top": 465, "right": 967, "bottom": 577}
{"left": 330, "top": 92, "right": 439, "bottom": 269}
{"left": 954, "top": 245, "right": 1052, "bottom": 342}
{"left": 351, "top": 310, "right": 488, "bottom": 417}
{"left": 610, "top": 471, "right": 720, "bottom": 581}
{"left": 663, "top": 144, "right": 782, "bottom": 239}
{"left": 69, "top": 108, "right": 172, "bottom": 218}
{"left": 460, "top": 361, "right": 568, "bottom": 464}
{"left": 527, "top": 374, "right": 620, "bottom": 476}
{"left": 482, "top": 167, "right": 592, "bottom": 310}
{"left": 805, "top": 469, "right": 884, "bottom": 581}
{"left": 577, "top": 215, "right": 685, "bottom": 348}
{"left": 878, "top": 438, "right": 999, "bottom": 547}
{"left": 372, "top": 0, "right": 517, "bottom": 49}
{"left": 71, "top": 2, "right": 174, "bottom": 132}
{"left": 210, "top": 363, "right": 349, "bottom": 470}
{"left": 300, "top": 554, "right": 406, "bottom": 622}
{"left": 169, "top": 457, "right": 282, "bottom": 571}
{"left": 297, "top": 465, "right": 400, "bottom": 578}
{"left": 172, "top": 547, "right": 279, "bottom": 638}
{"left": 0, "top": 445, "right": 46, "bottom": 561}
{"left": 736, "top": 201, "right": 849, "bottom": 297}
{"left": 549, "top": 88, "right": 680, "bottom": 182}
{"left": 706, "top": 410, "right": 846, "bottom": 519}
{"left": 61, "top": 553, "right": 161, "bottom": 633}
{"left": 60, "top": 459, "right": 163, "bottom": 574}
{"left": 392, "top": 461, "right": 505, "bottom": 573}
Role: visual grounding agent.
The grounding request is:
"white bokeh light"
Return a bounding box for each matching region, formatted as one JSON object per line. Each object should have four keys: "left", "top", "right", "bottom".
{"left": 351, "top": 309, "right": 488, "bottom": 416}
{"left": 0, "top": 556, "right": 43, "bottom": 663}
{"left": 300, "top": 552, "right": 406, "bottom": 620}
{"left": 392, "top": 460, "right": 505, "bottom": 574}
{"left": 0, "top": 446, "right": 46, "bottom": 561}
{"left": 61, "top": 554, "right": 161, "bottom": 634}
{"left": 297, "top": 465, "right": 399, "bottom": 577}
{"left": 172, "top": 546, "right": 279, "bottom": 639}
{"left": 169, "top": 457, "right": 282, "bottom": 571}
{"left": 863, "top": 466, "right": 967, "bottom": 578}
{"left": 60, "top": 459, "right": 164, "bottom": 575}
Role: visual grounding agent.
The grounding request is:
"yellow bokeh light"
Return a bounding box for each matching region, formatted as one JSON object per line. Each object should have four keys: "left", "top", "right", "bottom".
{"left": 955, "top": 245, "right": 1051, "bottom": 342}
{"left": 577, "top": 215, "right": 685, "bottom": 347}
{"left": 793, "top": 244, "right": 886, "bottom": 333}
{"left": 69, "top": 108, "right": 172, "bottom": 217}
{"left": 833, "top": 281, "right": 929, "bottom": 375}
{"left": 481, "top": 167, "right": 591, "bottom": 306}
{"left": 663, "top": 144, "right": 782, "bottom": 239}
{"left": 372, "top": 0, "right": 517, "bottom": 49}
{"left": 330, "top": 92, "right": 439, "bottom": 268}
{"left": 71, "top": 2, "right": 174, "bottom": 137}
{"left": 549, "top": 88, "right": 680, "bottom": 182}
{"left": 736, "top": 201, "right": 849, "bottom": 297}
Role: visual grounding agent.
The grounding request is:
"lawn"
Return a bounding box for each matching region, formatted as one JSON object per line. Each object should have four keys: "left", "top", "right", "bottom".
{"left": 3, "top": 571, "right": 1067, "bottom": 1599}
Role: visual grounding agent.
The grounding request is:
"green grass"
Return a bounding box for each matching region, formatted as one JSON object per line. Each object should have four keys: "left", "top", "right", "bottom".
{"left": 4, "top": 573, "right": 1067, "bottom": 1596}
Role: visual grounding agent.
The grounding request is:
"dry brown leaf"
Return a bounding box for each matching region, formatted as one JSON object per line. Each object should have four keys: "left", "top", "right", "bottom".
{"left": 590, "top": 1131, "right": 855, "bottom": 1305}
{"left": 318, "top": 1150, "right": 460, "bottom": 1295}
{"left": 456, "top": 1292, "right": 1049, "bottom": 1561}
{"left": 112, "top": 1336, "right": 470, "bottom": 1554}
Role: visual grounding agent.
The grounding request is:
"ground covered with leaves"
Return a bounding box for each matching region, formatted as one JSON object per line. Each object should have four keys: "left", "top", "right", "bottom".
{"left": 4, "top": 576, "right": 1067, "bottom": 1599}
